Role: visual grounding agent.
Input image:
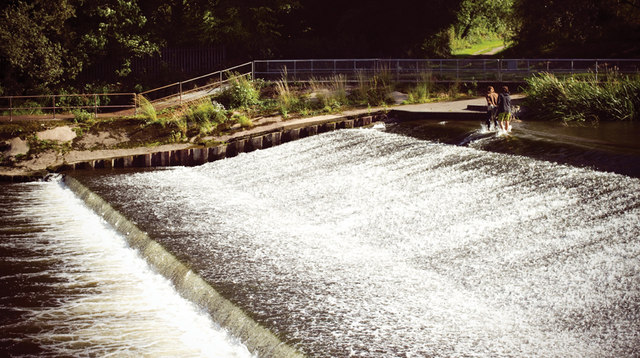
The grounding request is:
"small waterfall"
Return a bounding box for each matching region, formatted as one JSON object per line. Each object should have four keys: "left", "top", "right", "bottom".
{"left": 73, "top": 127, "right": 640, "bottom": 357}
{"left": 0, "top": 179, "right": 255, "bottom": 357}
{"left": 63, "top": 176, "right": 303, "bottom": 358}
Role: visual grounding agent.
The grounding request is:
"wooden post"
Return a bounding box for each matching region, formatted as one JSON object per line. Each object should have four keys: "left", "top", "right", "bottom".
{"left": 94, "top": 94, "right": 98, "bottom": 118}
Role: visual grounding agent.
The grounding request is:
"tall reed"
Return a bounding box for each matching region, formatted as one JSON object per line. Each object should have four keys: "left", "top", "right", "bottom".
{"left": 137, "top": 95, "right": 159, "bottom": 124}
{"left": 524, "top": 72, "right": 640, "bottom": 122}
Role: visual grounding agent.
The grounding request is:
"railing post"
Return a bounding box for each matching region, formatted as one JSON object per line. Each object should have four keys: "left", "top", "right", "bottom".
{"left": 595, "top": 60, "right": 598, "bottom": 81}
{"left": 9, "top": 96, "right": 12, "bottom": 121}
{"left": 134, "top": 93, "right": 137, "bottom": 115}
{"left": 251, "top": 61, "right": 255, "bottom": 80}
{"left": 498, "top": 59, "right": 502, "bottom": 81}
{"left": 179, "top": 82, "right": 183, "bottom": 104}
{"left": 53, "top": 95, "right": 56, "bottom": 119}
{"left": 94, "top": 94, "right": 98, "bottom": 118}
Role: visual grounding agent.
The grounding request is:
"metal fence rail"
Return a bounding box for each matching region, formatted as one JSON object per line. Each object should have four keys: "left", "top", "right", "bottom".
{"left": 0, "top": 93, "right": 136, "bottom": 121}
{"left": 139, "top": 61, "right": 253, "bottom": 109}
{"left": 253, "top": 59, "right": 640, "bottom": 82}
{"left": 0, "top": 62, "right": 254, "bottom": 120}
{"left": 2, "top": 59, "right": 639, "bottom": 121}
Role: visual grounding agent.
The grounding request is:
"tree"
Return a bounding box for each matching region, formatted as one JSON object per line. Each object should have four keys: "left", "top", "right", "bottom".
{"left": 72, "top": 0, "right": 159, "bottom": 80}
{"left": 454, "top": 0, "right": 513, "bottom": 40}
{"left": 280, "top": 0, "right": 463, "bottom": 58}
{"left": 510, "top": 0, "right": 640, "bottom": 57}
{"left": 0, "top": 1, "right": 76, "bottom": 93}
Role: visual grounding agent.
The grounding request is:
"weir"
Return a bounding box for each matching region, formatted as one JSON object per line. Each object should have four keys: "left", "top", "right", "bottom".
{"left": 71, "top": 124, "right": 640, "bottom": 357}
{"left": 62, "top": 176, "right": 303, "bottom": 358}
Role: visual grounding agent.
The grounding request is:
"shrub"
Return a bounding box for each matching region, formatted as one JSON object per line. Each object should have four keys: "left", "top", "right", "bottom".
{"left": 524, "top": 72, "right": 640, "bottom": 122}
{"left": 222, "top": 72, "right": 260, "bottom": 109}
{"left": 72, "top": 109, "right": 93, "bottom": 123}
{"left": 183, "top": 99, "right": 230, "bottom": 135}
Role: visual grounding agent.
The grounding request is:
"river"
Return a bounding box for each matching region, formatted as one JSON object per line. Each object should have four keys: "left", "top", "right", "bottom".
{"left": 2, "top": 120, "right": 640, "bottom": 357}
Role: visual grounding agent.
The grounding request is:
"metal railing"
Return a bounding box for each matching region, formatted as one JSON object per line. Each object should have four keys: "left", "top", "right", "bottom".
{"left": 0, "top": 93, "right": 136, "bottom": 121}
{"left": 2, "top": 59, "right": 639, "bottom": 121}
{"left": 253, "top": 58, "right": 640, "bottom": 82}
{"left": 0, "top": 62, "right": 253, "bottom": 120}
{"left": 138, "top": 61, "right": 253, "bottom": 109}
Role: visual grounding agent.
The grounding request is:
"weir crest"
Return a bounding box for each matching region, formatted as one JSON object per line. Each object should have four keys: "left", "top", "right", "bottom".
{"left": 63, "top": 175, "right": 304, "bottom": 358}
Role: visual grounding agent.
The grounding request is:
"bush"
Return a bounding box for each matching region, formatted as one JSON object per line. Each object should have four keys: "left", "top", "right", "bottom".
{"left": 221, "top": 73, "right": 260, "bottom": 109}
{"left": 524, "top": 72, "right": 640, "bottom": 122}
{"left": 72, "top": 109, "right": 93, "bottom": 123}
{"left": 183, "top": 99, "right": 229, "bottom": 135}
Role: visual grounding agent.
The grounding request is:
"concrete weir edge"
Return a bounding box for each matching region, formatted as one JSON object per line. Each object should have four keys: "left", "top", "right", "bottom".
{"left": 50, "top": 114, "right": 379, "bottom": 177}
{"left": 63, "top": 175, "right": 305, "bottom": 358}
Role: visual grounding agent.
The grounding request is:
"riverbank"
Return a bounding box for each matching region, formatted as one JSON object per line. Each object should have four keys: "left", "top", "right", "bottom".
{"left": 1, "top": 96, "right": 509, "bottom": 182}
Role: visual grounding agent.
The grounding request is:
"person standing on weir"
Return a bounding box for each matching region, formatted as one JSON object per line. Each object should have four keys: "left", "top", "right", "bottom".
{"left": 485, "top": 86, "right": 499, "bottom": 130}
{"left": 497, "top": 86, "right": 512, "bottom": 132}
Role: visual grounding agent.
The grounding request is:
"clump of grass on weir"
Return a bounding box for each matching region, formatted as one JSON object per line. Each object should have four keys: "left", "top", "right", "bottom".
{"left": 524, "top": 72, "right": 640, "bottom": 122}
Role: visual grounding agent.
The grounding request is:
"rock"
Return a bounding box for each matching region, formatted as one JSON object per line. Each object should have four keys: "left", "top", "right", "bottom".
{"left": 36, "top": 126, "right": 77, "bottom": 142}
{"left": 3, "top": 137, "right": 29, "bottom": 157}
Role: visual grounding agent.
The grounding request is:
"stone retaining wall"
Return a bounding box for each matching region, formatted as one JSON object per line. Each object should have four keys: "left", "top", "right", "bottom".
{"left": 60, "top": 116, "right": 377, "bottom": 171}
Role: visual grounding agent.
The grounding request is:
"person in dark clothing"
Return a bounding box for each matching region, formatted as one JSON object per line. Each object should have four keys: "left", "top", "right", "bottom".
{"left": 485, "top": 86, "right": 499, "bottom": 130}
{"left": 496, "top": 86, "right": 512, "bottom": 132}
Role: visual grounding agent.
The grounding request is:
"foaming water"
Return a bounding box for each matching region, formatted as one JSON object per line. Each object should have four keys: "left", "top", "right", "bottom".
{"left": 0, "top": 180, "right": 253, "bottom": 357}
{"left": 77, "top": 128, "right": 640, "bottom": 357}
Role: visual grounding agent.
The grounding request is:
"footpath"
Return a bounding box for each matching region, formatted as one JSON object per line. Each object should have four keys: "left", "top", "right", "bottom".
{"left": 1, "top": 96, "right": 514, "bottom": 182}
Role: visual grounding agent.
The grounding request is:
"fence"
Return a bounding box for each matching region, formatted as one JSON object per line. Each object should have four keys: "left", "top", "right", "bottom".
{"left": 0, "top": 62, "right": 253, "bottom": 120}
{"left": 3, "top": 59, "right": 639, "bottom": 121}
{"left": 138, "top": 62, "right": 253, "bottom": 110}
{"left": 253, "top": 59, "right": 640, "bottom": 83}
{"left": 0, "top": 93, "right": 136, "bottom": 121}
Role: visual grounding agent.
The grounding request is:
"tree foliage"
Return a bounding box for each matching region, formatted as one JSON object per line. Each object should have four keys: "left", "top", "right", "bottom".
{"left": 2, "top": 0, "right": 639, "bottom": 95}
{"left": 510, "top": 0, "right": 640, "bottom": 57}
{"left": 453, "top": 0, "right": 513, "bottom": 40}
{"left": 0, "top": 1, "right": 75, "bottom": 92}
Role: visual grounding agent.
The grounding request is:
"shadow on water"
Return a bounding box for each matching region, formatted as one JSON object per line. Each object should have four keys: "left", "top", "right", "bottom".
{"left": 385, "top": 119, "right": 640, "bottom": 178}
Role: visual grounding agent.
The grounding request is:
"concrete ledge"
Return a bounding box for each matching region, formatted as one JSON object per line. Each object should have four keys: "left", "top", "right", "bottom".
{"left": 2, "top": 112, "right": 383, "bottom": 182}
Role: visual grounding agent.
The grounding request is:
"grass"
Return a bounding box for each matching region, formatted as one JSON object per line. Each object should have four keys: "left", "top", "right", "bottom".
{"left": 137, "top": 95, "right": 159, "bottom": 124}
{"left": 452, "top": 38, "right": 506, "bottom": 56}
{"left": 523, "top": 72, "right": 640, "bottom": 122}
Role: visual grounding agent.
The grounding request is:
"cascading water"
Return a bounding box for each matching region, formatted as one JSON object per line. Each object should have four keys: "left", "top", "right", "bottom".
{"left": 74, "top": 125, "right": 640, "bottom": 357}
{"left": 0, "top": 178, "right": 254, "bottom": 357}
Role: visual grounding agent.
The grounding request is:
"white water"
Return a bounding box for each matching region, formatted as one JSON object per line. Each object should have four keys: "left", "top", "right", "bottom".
{"left": 0, "top": 180, "right": 254, "bottom": 357}
{"left": 77, "top": 128, "right": 640, "bottom": 357}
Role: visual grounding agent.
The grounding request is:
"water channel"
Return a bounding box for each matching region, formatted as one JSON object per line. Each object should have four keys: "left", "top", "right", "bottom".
{"left": 2, "top": 119, "right": 640, "bottom": 357}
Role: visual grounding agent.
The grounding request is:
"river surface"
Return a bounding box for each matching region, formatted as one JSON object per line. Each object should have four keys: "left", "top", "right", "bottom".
{"left": 2, "top": 119, "right": 640, "bottom": 357}
{"left": 74, "top": 121, "right": 640, "bottom": 357}
{"left": 0, "top": 180, "right": 253, "bottom": 357}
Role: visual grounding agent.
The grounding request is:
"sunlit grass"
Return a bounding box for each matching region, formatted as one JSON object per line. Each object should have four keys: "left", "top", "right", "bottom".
{"left": 452, "top": 38, "right": 506, "bottom": 56}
